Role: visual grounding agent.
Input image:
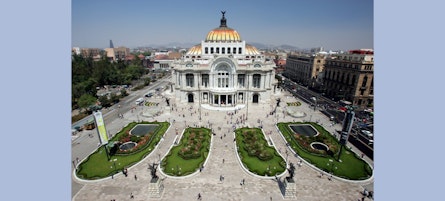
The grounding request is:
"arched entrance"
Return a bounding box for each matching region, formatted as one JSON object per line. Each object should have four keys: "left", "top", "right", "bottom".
{"left": 252, "top": 94, "right": 259, "bottom": 103}
{"left": 188, "top": 93, "right": 194, "bottom": 103}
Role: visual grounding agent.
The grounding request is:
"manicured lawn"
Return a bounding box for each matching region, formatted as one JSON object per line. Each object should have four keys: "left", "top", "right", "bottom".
{"left": 278, "top": 122, "right": 372, "bottom": 180}
{"left": 235, "top": 127, "right": 286, "bottom": 176}
{"left": 161, "top": 127, "right": 211, "bottom": 176}
{"left": 75, "top": 121, "right": 169, "bottom": 180}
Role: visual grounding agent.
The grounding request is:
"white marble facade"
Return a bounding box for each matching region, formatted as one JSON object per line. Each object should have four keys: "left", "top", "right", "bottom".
{"left": 171, "top": 12, "right": 277, "bottom": 107}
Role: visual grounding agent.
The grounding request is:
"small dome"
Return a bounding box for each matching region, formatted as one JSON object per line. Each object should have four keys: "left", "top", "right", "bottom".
{"left": 245, "top": 44, "right": 260, "bottom": 55}
{"left": 186, "top": 44, "right": 201, "bottom": 55}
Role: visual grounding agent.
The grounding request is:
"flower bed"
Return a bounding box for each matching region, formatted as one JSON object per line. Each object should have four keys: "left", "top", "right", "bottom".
{"left": 235, "top": 127, "right": 285, "bottom": 176}
{"left": 277, "top": 122, "right": 372, "bottom": 180}
{"left": 161, "top": 127, "right": 211, "bottom": 176}
{"left": 75, "top": 121, "right": 169, "bottom": 180}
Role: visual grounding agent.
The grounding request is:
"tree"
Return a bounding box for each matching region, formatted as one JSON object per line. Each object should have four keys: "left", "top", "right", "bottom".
{"left": 120, "top": 88, "right": 128, "bottom": 97}
{"left": 77, "top": 94, "right": 97, "bottom": 113}
{"left": 98, "top": 95, "right": 111, "bottom": 108}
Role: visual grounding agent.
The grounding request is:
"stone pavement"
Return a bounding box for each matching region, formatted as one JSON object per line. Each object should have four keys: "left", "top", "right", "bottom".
{"left": 72, "top": 89, "right": 374, "bottom": 201}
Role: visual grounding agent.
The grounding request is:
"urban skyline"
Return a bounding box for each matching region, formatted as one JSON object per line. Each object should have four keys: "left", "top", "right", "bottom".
{"left": 72, "top": 0, "right": 373, "bottom": 51}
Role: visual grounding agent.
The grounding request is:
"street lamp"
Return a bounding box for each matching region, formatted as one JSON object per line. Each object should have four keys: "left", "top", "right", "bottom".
{"left": 311, "top": 96, "right": 317, "bottom": 111}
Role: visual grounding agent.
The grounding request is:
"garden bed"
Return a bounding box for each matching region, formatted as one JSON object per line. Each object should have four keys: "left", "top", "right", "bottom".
{"left": 75, "top": 121, "right": 169, "bottom": 180}
{"left": 161, "top": 127, "right": 211, "bottom": 176}
{"left": 277, "top": 122, "right": 372, "bottom": 180}
{"left": 235, "top": 127, "right": 286, "bottom": 176}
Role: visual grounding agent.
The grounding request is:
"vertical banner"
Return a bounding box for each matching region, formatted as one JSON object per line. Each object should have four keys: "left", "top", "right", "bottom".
{"left": 93, "top": 111, "right": 109, "bottom": 145}
{"left": 340, "top": 109, "right": 355, "bottom": 145}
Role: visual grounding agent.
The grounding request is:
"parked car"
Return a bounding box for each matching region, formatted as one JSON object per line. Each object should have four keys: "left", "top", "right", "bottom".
{"left": 145, "top": 92, "right": 153, "bottom": 98}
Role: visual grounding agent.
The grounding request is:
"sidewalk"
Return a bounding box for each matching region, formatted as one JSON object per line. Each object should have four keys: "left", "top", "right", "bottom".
{"left": 72, "top": 89, "right": 373, "bottom": 201}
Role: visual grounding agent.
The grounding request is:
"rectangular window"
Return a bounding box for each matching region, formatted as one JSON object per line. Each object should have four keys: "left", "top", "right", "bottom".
{"left": 253, "top": 74, "right": 261, "bottom": 88}
{"left": 238, "top": 74, "right": 245, "bottom": 88}
{"left": 238, "top": 47, "right": 242, "bottom": 54}
{"left": 186, "top": 74, "right": 194, "bottom": 87}
{"left": 202, "top": 74, "right": 209, "bottom": 87}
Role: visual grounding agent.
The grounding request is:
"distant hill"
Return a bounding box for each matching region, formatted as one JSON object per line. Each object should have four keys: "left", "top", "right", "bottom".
{"left": 248, "top": 42, "right": 300, "bottom": 51}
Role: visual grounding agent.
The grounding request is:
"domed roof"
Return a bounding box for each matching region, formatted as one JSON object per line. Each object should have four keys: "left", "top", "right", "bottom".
{"left": 186, "top": 44, "right": 201, "bottom": 55}
{"left": 205, "top": 11, "right": 241, "bottom": 42}
{"left": 245, "top": 44, "right": 260, "bottom": 55}
{"left": 206, "top": 27, "right": 241, "bottom": 42}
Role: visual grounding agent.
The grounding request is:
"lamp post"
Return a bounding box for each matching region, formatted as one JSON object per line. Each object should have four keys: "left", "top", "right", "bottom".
{"left": 311, "top": 96, "right": 317, "bottom": 111}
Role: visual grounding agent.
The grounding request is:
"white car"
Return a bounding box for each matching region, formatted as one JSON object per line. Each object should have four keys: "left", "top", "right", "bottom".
{"left": 360, "top": 130, "right": 373, "bottom": 138}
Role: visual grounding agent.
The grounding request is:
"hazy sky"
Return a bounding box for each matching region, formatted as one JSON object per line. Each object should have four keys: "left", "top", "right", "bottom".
{"left": 72, "top": 0, "right": 373, "bottom": 51}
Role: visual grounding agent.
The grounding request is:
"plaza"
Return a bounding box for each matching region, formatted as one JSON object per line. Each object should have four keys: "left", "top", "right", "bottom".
{"left": 71, "top": 86, "right": 373, "bottom": 201}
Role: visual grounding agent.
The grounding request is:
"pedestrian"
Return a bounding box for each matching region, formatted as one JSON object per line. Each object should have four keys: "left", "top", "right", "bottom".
{"left": 130, "top": 193, "right": 134, "bottom": 199}
{"left": 134, "top": 174, "right": 137, "bottom": 180}
{"left": 222, "top": 158, "right": 225, "bottom": 163}
{"left": 198, "top": 193, "right": 201, "bottom": 200}
{"left": 242, "top": 178, "right": 245, "bottom": 185}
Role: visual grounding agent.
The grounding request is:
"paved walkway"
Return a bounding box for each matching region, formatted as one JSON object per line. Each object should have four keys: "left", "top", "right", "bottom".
{"left": 72, "top": 89, "right": 374, "bottom": 201}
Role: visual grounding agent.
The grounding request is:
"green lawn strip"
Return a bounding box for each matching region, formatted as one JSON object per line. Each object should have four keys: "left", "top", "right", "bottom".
{"left": 235, "top": 127, "right": 286, "bottom": 176}
{"left": 277, "top": 122, "right": 372, "bottom": 180}
{"left": 76, "top": 121, "right": 169, "bottom": 180}
{"left": 161, "top": 127, "right": 211, "bottom": 176}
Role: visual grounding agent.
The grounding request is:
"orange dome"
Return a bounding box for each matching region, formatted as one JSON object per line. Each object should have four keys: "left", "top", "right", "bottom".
{"left": 205, "top": 27, "right": 241, "bottom": 42}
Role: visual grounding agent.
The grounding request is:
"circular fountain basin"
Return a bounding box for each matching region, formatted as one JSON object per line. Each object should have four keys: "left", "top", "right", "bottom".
{"left": 119, "top": 141, "right": 137, "bottom": 151}
{"left": 310, "top": 142, "right": 329, "bottom": 151}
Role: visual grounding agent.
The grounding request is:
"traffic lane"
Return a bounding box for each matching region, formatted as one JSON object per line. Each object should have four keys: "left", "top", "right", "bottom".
{"left": 348, "top": 134, "right": 374, "bottom": 160}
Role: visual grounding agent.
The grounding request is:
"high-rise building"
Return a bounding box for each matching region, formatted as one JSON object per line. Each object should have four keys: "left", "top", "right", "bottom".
{"left": 171, "top": 12, "right": 277, "bottom": 106}
{"left": 322, "top": 49, "right": 374, "bottom": 108}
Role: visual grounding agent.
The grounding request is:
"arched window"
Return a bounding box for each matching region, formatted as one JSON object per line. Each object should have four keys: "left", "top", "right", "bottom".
{"left": 205, "top": 47, "right": 208, "bottom": 54}
{"left": 211, "top": 47, "right": 214, "bottom": 54}
{"left": 215, "top": 64, "right": 231, "bottom": 88}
